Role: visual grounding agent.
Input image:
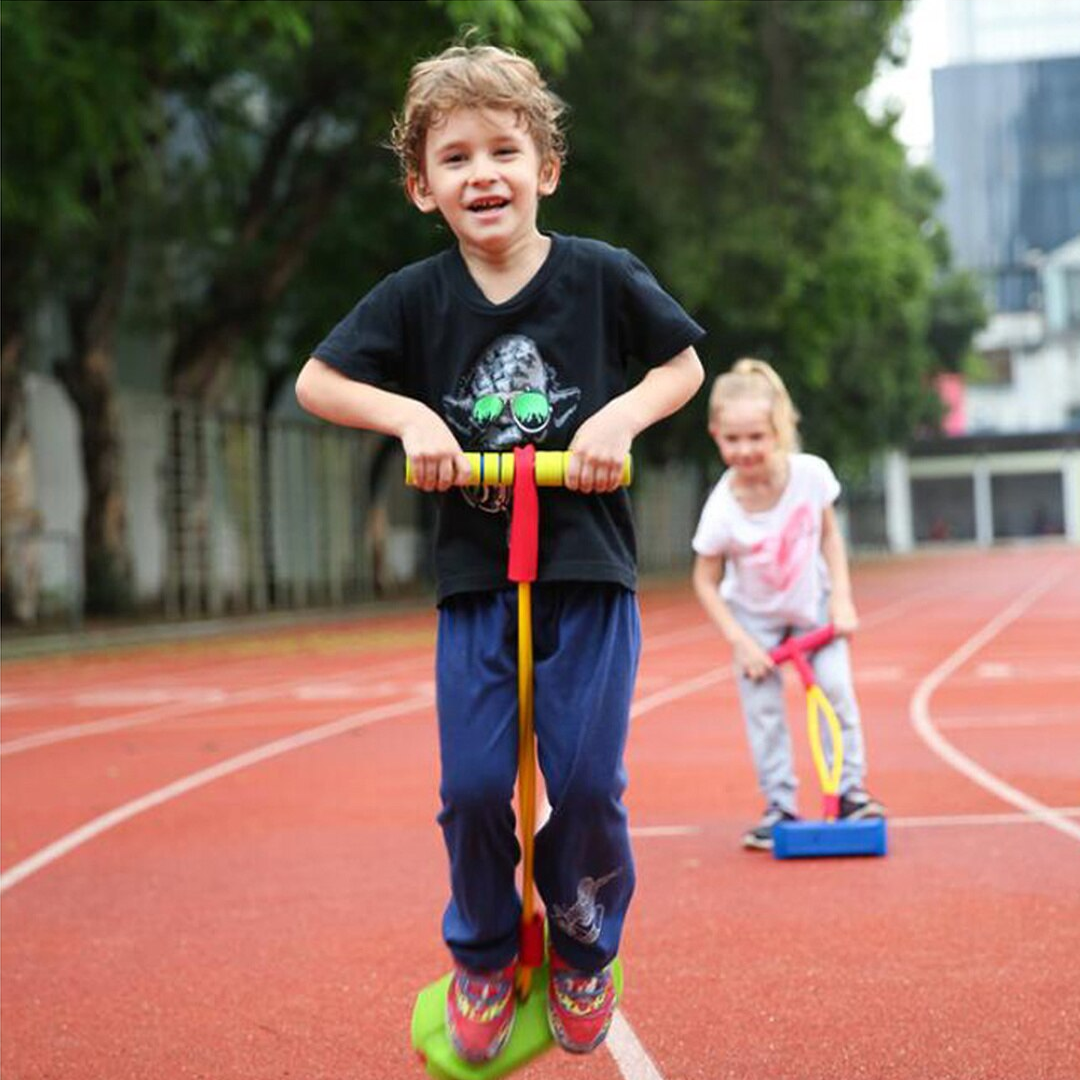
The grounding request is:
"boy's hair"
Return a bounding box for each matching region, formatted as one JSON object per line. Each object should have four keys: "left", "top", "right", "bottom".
{"left": 708, "top": 358, "right": 801, "bottom": 453}
{"left": 390, "top": 42, "right": 567, "bottom": 185}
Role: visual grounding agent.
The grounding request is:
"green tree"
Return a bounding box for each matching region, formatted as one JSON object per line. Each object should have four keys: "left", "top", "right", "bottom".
{"left": 1, "top": 0, "right": 314, "bottom": 613}
{"left": 1, "top": 0, "right": 585, "bottom": 615}
{"left": 553, "top": 0, "right": 964, "bottom": 472}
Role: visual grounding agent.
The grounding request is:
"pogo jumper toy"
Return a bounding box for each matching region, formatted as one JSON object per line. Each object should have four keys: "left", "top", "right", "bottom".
{"left": 407, "top": 447, "right": 626, "bottom": 1080}
{"left": 767, "top": 625, "right": 887, "bottom": 860}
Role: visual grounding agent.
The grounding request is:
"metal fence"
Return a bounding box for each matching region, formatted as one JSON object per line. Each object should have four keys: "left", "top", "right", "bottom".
{"left": 13, "top": 378, "right": 714, "bottom": 625}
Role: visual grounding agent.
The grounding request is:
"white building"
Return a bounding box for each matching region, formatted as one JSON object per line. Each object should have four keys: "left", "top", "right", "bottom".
{"left": 884, "top": 236, "right": 1080, "bottom": 550}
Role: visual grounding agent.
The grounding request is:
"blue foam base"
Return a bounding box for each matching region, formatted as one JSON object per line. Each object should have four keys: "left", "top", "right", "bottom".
{"left": 773, "top": 817, "right": 887, "bottom": 859}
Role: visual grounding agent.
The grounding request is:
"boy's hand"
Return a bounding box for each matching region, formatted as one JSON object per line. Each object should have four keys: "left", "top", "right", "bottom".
{"left": 733, "top": 633, "right": 775, "bottom": 682}
{"left": 566, "top": 403, "right": 632, "bottom": 494}
{"left": 401, "top": 409, "right": 471, "bottom": 492}
{"left": 829, "top": 594, "right": 859, "bottom": 636}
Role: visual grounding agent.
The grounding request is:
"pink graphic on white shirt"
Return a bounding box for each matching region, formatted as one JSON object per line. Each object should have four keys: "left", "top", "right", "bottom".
{"left": 749, "top": 503, "right": 816, "bottom": 592}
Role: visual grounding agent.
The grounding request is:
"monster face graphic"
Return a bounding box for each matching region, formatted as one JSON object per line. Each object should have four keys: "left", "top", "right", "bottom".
{"left": 444, "top": 334, "right": 581, "bottom": 511}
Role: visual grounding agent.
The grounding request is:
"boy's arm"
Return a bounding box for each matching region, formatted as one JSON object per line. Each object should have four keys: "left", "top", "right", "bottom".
{"left": 691, "top": 552, "right": 775, "bottom": 681}
{"left": 295, "top": 358, "right": 471, "bottom": 492}
{"left": 820, "top": 505, "right": 858, "bottom": 634}
{"left": 566, "top": 346, "right": 705, "bottom": 493}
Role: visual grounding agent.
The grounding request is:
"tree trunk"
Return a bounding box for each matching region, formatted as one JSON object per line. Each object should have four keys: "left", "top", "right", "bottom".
{"left": 56, "top": 245, "right": 133, "bottom": 614}
{"left": 1, "top": 330, "right": 43, "bottom": 623}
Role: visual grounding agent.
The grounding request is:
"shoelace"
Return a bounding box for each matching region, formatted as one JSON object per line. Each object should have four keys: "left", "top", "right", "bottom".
{"left": 455, "top": 970, "right": 513, "bottom": 1022}
{"left": 553, "top": 969, "right": 611, "bottom": 1018}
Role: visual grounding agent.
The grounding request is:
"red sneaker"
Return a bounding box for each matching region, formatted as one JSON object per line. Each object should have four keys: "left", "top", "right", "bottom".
{"left": 547, "top": 951, "right": 617, "bottom": 1054}
{"left": 445, "top": 961, "right": 516, "bottom": 1063}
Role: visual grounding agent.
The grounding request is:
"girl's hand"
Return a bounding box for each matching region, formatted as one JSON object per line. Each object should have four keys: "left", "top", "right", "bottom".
{"left": 566, "top": 404, "right": 633, "bottom": 494}
{"left": 401, "top": 409, "right": 471, "bottom": 492}
{"left": 733, "top": 633, "right": 775, "bottom": 682}
{"left": 829, "top": 594, "right": 859, "bottom": 636}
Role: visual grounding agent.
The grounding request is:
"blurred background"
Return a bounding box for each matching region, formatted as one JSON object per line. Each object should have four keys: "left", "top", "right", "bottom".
{"left": 2, "top": 0, "right": 1079, "bottom": 634}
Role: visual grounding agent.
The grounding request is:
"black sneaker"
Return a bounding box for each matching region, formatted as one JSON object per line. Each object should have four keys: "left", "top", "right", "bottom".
{"left": 838, "top": 788, "right": 886, "bottom": 820}
{"left": 742, "top": 806, "right": 798, "bottom": 851}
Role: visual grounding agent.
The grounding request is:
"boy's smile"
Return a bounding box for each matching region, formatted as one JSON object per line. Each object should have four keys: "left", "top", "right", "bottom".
{"left": 409, "top": 107, "right": 559, "bottom": 263}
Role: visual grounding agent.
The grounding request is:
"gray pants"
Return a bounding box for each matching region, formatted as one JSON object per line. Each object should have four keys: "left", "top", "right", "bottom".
{"left": 732, "top": 604, "right": 866, "bottom": 816}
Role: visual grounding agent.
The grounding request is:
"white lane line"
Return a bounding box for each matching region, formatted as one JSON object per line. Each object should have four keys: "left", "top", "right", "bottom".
{"left": 0, "top": 692, "right": 434, "bottom": 894}
{"left": 631, "top": 669, "right": 730, "bottom": 716}
{"left": 910, "top": 564, "right": 1080, "bottom": 845}
{"left": 608, "top": 1011, "right": 666, "bottom": 1080}
{"left": 630, "top": 825, "right": 701, "bottom": 838}
{"left": 1, "top": 694, "right": 230, "bottom": 756}
{"left": 935, "top": 708, "right": 1078, "bottom": 730}
{"left": 643, "top": 624, "right": 713, "bottom": 651}
{"left": 626, "top": 808, "right": 1080, "bottom": 838}
{"left": 890, "top": 807, "right": 1080, "bottom": 828}
{"left": 0, "top": 661, "right": 417, "bottom": 756}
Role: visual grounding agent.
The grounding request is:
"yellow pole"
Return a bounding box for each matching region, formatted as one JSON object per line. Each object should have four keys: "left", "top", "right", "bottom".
{"left": 515, "top": 580, "right": 537, "bottom": 1000}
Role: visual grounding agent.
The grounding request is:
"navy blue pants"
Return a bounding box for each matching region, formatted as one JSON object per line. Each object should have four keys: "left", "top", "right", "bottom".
{"left": 436, "top": 582, "right": 640, "bottom": 973}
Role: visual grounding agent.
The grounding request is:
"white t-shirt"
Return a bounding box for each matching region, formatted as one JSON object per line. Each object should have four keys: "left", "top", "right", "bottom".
{"left": 692, "top": 453, "right": 841, "bottom": 625}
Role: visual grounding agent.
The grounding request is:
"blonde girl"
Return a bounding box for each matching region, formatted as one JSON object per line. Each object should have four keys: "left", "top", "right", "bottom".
{"left": 691, "top": 359, "right": 884, "bottom": 850}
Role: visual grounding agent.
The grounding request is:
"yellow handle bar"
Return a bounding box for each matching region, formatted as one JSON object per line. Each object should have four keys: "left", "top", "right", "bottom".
{"left": 405, "top": 450, "right": 632, "bottom": 488}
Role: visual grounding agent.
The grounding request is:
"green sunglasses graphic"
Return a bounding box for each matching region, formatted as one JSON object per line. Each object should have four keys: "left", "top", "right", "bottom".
{"left": 471, "top": 389, "right": 551, "bottom": 435}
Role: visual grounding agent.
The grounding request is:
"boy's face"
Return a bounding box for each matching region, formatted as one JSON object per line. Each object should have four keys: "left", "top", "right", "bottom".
{"left": 710, "top": 398, "right": 780, "bottom": 479}
{"left": 408, "top": 107, "right": 559, "bottom": 256}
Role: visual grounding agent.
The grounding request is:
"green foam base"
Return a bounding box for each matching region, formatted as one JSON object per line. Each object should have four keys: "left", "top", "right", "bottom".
{"left": 410, "top": 958, "right": 624, "bottom": 1080}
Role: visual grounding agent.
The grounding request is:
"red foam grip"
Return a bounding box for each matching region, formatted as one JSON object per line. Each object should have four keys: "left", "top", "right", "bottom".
{"left": 520, "top": 912, "right": 545, "bottom": 968}
{"left": 507, "top": 445, "right": 539, "bottom": 583}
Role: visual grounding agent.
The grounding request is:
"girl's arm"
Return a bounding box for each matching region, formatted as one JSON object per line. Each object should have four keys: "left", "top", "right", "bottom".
{"left": 566, "top": 346, "right": 705, "bottom": 493}
{"left": 295, "top": 358, "right": 471, "bottom": 492}
{"left": 692, "top": 552, "right": 775, "bottom": 681}
{"left": 820, "top": 504, "right": 859, "bottom": 635}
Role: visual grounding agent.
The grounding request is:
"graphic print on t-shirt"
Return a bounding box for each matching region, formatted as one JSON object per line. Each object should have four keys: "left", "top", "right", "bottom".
{"left": 443, "top": 334, "right": 581, "bottom": 512}
{"left": 748, "top": 502, "right": 816, "bottom": 591}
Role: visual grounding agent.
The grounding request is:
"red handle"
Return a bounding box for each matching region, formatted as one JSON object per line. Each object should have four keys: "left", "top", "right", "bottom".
{"left": 768, "top": 625, "right": 836, "bottom": 688}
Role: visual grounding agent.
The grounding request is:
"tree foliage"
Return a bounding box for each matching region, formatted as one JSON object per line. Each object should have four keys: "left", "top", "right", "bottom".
{"left": 1, "top": 0, "right": 984, "bottom": 614}
{"left": 552, "top": 0, "right": 971, "bottom": 472}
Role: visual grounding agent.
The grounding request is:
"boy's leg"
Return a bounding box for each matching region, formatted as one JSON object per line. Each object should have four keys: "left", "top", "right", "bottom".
{"left": 436, "top": 590, "right": 522, "bottom": 972}
{"left": 531, "top": 583, "right": 640, "bottom": 974}
{"left": 732, "top": 611, "right": 797, "bottom": 816}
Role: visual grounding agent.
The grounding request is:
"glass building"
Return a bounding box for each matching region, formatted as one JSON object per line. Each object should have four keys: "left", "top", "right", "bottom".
{"left": 933, "top": 54, "right": 1080, "bottom": 311}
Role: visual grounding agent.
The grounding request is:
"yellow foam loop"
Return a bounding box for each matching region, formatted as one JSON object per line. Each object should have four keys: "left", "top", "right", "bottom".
{"left": 805, "top": 684, "right": 844, "bottom": 819}
{"left": 515, "top": 579, "right": 537, "bottom": 1001}
{"left": 406, "top": 451, "right": 633, "bottom": 489}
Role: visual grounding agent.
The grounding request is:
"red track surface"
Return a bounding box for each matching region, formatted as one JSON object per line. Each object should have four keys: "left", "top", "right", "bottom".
{"left": 2, "top": 547, "right": 1079, "bottom": 1079}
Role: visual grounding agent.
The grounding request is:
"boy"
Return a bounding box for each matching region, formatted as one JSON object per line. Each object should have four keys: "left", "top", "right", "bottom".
{"left": 296, "top": 43, "right": 704, "bottom": 1063}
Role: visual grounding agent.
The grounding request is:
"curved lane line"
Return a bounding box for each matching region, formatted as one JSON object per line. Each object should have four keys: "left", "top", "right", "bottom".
{"left": 910, "top": 563, "right": 1080, "bottom": 845}
{"left": 0, "top": 692, "right": 434, "bottom": 894}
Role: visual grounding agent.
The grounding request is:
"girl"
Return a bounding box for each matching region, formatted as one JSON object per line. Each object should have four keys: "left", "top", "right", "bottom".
{"left": 691, "top": 359, "right": 884, "bottom": 850}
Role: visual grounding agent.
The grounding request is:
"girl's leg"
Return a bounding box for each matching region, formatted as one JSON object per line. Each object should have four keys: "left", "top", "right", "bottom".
{"left": 436, "top": 590, "right": 521, "bottom": 971}
{"left": 810, "top": 631, "right": 867, "bottom": 794}
{"left": 732, "top": 611, "right": 797, "bottom": 815}
{"left": 531, "top": 583, "right": 640, "bottom": 973}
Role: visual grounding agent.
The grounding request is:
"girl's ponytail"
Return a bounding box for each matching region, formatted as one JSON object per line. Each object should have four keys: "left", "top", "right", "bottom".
{"left": 709, "top": 358, "right": 800, "bottom": 452}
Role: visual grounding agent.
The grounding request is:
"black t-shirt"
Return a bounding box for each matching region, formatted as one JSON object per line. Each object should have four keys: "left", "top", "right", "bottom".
{"left": 313, "top": 233, "right": 705, "bottom": 602}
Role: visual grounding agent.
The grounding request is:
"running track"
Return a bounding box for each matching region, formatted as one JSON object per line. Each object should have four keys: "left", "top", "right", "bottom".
{"left": 2, "top": 547, "right": 1078, "bottom": 1079}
